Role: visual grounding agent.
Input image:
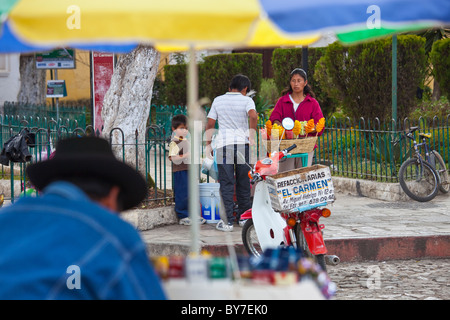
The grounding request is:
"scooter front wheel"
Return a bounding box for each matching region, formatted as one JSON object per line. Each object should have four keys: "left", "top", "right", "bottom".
{"left": 242, "top": 219, "right": 263, "bottom": 257}
{"left": 294, "top": 224, "right": 327, "bottom": 272}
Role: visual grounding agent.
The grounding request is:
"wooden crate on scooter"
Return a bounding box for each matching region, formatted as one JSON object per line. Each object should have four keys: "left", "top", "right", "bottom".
{"left": 265, "top": 164, "right": 335, "bottom": 212}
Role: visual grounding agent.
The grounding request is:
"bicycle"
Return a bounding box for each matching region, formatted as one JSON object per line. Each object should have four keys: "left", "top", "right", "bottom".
{"left": 392, "top": 126, "right": 449, "bottom": 202}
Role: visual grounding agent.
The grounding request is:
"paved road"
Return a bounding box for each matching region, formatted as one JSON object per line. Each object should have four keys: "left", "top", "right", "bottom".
{"left": 328, "top": 258, "right": 450, "bottom": 300}
{"left": 135, "top": 191, "right": 450, "bottom": 300}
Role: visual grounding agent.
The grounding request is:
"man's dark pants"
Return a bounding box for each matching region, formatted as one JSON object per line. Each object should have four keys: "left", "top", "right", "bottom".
{"left": 216, "top": 144, "right": 252, "bottom": 225}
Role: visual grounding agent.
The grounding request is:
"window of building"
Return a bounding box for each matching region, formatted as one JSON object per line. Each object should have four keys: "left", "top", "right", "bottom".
{"left": 0, "top": 54, "right": 10, "bottom": 77}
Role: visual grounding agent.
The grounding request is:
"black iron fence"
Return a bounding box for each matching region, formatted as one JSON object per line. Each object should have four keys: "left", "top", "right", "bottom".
{"left": 0, "top": 113, "right": 449, "bottom": 206}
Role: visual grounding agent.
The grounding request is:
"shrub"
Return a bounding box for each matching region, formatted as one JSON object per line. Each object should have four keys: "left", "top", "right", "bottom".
{"left": 272, "top": 48, "right": 304, "bottom": 94}
{"left": 200, "top": 53, "right": 263, "bottom": 101}
{"left": 320, "top": 35, "right": 427, "bottom": 122}
{"left": 271, "top": 47, "right": 336, "bottom": 116}
{"left": 163, "top": 64, "right": 187, "bottom": 106}
{"left": 151, "top": 75, "right": 167, "bottom": 106}
{"left": 410, "top": 96, "right": 450, "bottom": 121}
{"left": 163, "top": 53, "right": 263, "bottom": 106}
{"left": 259, "top": 78, "right": 278, "bottom": 105}
{"left": 430, "top": 38, "right": 450, "bottom": 99}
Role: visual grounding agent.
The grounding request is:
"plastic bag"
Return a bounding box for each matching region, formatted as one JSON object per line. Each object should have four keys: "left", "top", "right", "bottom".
{"left": 201, "top": 150, "right": 218, "bottom": 180}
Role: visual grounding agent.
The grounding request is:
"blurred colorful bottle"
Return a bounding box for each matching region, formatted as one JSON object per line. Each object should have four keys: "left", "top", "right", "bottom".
{"left": 186, "top": 254, "right": 209, "bottom": 283}
{"left": 208, "top": 257, "right": 228, "bottom": 279}
{"left": 168, "top": 255, "right": 185, "bottom": 278}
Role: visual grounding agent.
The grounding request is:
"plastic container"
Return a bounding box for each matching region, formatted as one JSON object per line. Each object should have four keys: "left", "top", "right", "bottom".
{"left": 199, "top": 183, "right": 221, "bottom": 223}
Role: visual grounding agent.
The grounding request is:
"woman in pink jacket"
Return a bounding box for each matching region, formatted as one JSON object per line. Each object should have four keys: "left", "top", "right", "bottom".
{"left": 269, "top": 68, "right": 324, "bottom": 169}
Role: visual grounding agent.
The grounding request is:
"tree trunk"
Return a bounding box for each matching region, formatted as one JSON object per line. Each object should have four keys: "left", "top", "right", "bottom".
{"left": 432, "top": 78, "right": 441, "bottom": 101}
{"left": 101, "top": 46, "right": 160, "bottom": 174}
{"left": 17, "top": 54, "right": 46, "bottom": 104}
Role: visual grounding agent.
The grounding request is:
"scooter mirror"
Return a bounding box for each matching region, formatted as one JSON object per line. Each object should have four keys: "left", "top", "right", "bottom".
{"left": 282, "top": 117, "right": 295, "bottom": 131}
{"left": 236, "top": 151, "right": 252, "bottom": 169}
{"left": 236, "top": 151, "right": 246, "bottom": 164}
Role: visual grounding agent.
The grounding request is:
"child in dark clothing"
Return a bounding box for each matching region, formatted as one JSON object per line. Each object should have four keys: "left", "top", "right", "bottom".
{"left": 168, "top": 115, "right": 206, "bottom": 225}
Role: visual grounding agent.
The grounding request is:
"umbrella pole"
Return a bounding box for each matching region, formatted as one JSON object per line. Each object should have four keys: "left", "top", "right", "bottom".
{"left": 187, "top": 45, "right": 201, "bottom": 255}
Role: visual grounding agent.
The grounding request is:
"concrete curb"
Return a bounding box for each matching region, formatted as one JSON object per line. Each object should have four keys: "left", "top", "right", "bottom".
{"left": 121, "top": 205, "right": 178, "bottom": 231}
{"left": 146, "top": 243, "right": 191, "bottom": 256}
{"left": 325, "top": 235, "right": 450, "bottom": 262}
{"left": 185, "top": 235, "right": 450, "bottom": 262}
{"left": 0, "top": 180, "right": 22, "bottom": 198}
{"left": 331, "top": 176, "right": 410, "bottom": 201}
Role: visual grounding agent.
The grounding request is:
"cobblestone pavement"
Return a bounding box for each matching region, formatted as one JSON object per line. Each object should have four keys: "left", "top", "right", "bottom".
{"left": 328, "top": 258, "right": 450, "bottom": 300}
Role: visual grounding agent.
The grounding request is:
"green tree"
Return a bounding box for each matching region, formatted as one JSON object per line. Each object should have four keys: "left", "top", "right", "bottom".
{"left": 319, "top": 36, "right": 427, "bottom": 122}
{"left": 430, "top": 37, "right": 450, "bottom": 99}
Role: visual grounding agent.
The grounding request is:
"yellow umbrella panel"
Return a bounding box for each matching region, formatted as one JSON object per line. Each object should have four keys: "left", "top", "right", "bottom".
{"left": 155, "top": 18, "right": 321, "bottom": 52}
{"left": 8, "top": 0, "right": 261, "bottom": 48}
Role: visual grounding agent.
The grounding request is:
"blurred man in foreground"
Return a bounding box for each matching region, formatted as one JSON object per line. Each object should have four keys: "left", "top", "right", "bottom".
{"left": 0, "top": 136, "right": 166, "bottom": 300}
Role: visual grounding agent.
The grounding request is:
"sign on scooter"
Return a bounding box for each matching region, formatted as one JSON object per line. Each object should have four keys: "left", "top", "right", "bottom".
{"left": 266, "top": 165, "right": 335, "bottom": 212}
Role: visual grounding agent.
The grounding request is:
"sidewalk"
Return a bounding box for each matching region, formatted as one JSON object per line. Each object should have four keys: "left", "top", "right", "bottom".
{"left": 139, "top": 191, "right": 450, "bottom": 262}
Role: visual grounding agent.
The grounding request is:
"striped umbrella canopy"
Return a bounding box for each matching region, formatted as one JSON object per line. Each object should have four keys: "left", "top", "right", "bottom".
{"left": 1, "top": 0, "right": 448, "bottom": 53}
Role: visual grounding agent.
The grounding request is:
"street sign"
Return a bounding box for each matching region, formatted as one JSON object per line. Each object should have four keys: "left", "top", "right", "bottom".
{"left": 46, "top": 80, "right": 67, "bottom": 98}
{"left": 36, "top": 49, "right": 76, "bottom": 69}
{"left": 91, "top": 51, "right": 115, "bottom": 133}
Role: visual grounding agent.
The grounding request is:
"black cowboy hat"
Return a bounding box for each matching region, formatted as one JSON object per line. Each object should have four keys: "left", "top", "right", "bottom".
{"left": 26, "top": 136, "right": 147, "bottom": 210}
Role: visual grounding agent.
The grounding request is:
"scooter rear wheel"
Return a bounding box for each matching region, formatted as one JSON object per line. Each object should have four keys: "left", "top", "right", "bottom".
{"left": 242, "top": 219, "right": 263, "bottom": 257}
{"left": 294, "top": 224, "right": 327, "bottom": 272}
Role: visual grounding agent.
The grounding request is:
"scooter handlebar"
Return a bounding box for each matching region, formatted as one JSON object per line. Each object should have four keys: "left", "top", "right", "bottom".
{"left": 250, "top": 173, "right": 262, "bottom": 185}
{"left": 284, "top": 144, "right": 297, "bottom": 153}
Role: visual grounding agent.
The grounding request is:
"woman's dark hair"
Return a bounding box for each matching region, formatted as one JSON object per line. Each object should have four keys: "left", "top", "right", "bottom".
{"left": 229, "top": 74, "right": 251, "bottom": 93}
{"left": 281, "top": 68, "right": 315, "bottom": 98}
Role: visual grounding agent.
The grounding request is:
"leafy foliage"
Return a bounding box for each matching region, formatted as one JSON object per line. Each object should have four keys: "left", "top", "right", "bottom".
{"left": 200, "top": 53, "right": 263, "bottom": 101}
{"left": 430, "top": 38, "right": 450, "bottom": 99}
{"left": 163, "top": 53, "right": 263, "bottom": 106}
{"left": 163, "top": 64, "right": 187, "bottom": 106}
{"left": 318, "top": 35, "right": 427, "bottom": 122}
{"left": 271, "top": 47, "right": 336, "bottom": 117}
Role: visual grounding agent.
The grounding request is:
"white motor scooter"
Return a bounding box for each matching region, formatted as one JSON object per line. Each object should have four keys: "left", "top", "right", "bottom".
{"left": 239, "top": 118, "right": 339, "bottom": 271}
{"left": 239, "top": 142, "right": 297, "bottom": 255}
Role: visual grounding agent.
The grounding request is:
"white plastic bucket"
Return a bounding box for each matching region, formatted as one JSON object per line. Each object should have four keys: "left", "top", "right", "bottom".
{"left": 199, "top": 183, "right": 221, "bottom": 224}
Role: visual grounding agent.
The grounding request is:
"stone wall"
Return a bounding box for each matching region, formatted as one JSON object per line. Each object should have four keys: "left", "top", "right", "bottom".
{"left": 332, "top": 177, "right": 410, "bottom": 202}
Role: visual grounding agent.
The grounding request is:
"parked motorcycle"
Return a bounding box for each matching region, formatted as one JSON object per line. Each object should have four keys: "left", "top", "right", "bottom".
{"left": 240, "top": 119, "right": 339, "bottom": 272}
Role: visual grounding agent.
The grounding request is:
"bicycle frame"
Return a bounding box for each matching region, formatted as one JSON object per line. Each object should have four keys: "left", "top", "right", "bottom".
{"left": 393, "top": 127, "right": 435, "bottom": 177}
{"left": 393, "top": 127, "right": 442, "bottom": 202}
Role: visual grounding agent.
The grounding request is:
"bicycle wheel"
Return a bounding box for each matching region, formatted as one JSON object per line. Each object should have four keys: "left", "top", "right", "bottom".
{"left": 398, "top": 158, "right": 439, "bottom": 202}
{"left": 432, "top": 151, "right": 449, "bottom": 193}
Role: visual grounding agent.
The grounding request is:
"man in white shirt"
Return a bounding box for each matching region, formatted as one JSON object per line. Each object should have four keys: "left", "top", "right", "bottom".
{"left": 206, "top": 74, "right": 258, "bottom": 232}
